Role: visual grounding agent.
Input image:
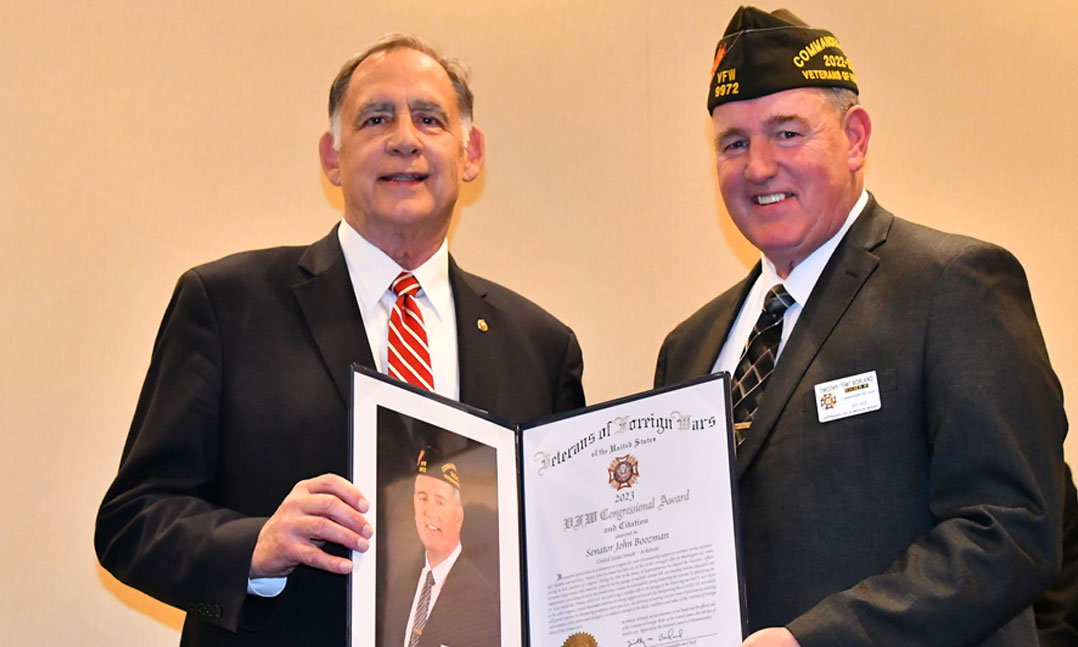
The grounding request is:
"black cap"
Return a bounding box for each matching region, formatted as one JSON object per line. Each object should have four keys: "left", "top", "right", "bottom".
{"left": 415, "top": 446, "right": 461, "bottom": 492}
{"left": 708, "top": 6, "right": 858, "bottom": 113}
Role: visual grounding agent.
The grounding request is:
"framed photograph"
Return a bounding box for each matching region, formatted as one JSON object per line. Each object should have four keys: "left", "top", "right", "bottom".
{"left": 350, "top": 367, "right": 745, "bottom": 647}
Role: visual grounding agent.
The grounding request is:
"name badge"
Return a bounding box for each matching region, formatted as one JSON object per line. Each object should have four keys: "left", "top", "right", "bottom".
{"left": 814, "top": 370, "right": 881, "bottom": 423}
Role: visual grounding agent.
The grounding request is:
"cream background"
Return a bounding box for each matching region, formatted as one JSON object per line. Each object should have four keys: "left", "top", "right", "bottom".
{"left": 2, "top": 1, "right": 1074, "bottom": 643}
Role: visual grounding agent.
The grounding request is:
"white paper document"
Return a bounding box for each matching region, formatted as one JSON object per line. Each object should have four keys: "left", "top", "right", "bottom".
{"left": 349, "top": 367, "right": 745, "bottom": 647}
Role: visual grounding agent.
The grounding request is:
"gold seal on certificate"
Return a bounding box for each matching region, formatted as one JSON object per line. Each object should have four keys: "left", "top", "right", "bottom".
{"left": 563, "top": 631, "right": 598, "bottom": 646}
{"left": 607, "top": 454, "right": 639, "bottom": 490}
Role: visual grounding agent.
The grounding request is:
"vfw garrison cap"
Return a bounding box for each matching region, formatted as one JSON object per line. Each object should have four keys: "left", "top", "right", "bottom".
{"left": 416, "top": 445, "right": 461, "bottom": 492}
{"left": 708, "top": 6, "right": 858, "bottom": 112}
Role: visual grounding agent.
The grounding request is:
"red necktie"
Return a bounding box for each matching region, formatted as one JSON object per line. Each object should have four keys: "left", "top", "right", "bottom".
{"left": 387, "top": 272, "right": 433, "bottom": 391}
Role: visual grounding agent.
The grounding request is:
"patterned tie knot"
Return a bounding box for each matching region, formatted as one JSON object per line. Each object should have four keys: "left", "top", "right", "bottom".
{"left": 392, "top": 272, "right": 422, "bottom": 298}
{"left": 763, "top": 284, "right": 795, "bottom": 318}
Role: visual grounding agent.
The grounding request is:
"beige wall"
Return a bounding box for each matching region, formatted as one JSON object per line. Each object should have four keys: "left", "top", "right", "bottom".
{"left": 2, "top": 1, "right": 1074, "bottom": 643}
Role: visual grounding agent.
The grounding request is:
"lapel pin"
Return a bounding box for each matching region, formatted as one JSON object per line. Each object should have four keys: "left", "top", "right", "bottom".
{"left": 476, "top": 318, "right": 489, "bottom": 332}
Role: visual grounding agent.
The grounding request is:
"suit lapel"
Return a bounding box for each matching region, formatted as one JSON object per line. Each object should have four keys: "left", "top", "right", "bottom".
{"left": 292, "top": 226, "right": 376, "bottom": 403}
{"left": 735, "top": 199, "right": 892, "bottom": 476}
{"left": 450, "top": 258, "right": 505, "bottom": 416}
{"left": 695, "top": 268, "right": 760, "bottom": 380}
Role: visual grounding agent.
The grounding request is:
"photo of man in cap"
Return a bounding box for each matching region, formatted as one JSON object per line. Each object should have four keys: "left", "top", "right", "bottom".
{"left": 654, "top": 6, "right": 1067, "bottom": 646}
{"left": 377, "top": 428, "right": 500, "bottom": 647}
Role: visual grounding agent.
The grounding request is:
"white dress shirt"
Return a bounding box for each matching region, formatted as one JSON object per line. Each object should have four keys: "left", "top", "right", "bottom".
{"left": 338, "top": 220, "right": 459, "bottom": 400}
{"left": 401, "top": 543, "right": 463, "bottom": 647}
{"left": 248, "top": 222, "right": 460, "bottom": 597}
{"left": 713, "top": 189, "right": 869, "bottom": 376}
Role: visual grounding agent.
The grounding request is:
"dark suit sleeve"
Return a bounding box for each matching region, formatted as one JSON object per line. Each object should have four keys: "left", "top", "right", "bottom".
{"left": 653, "top": 339, "right": 668, "bottom": 389}
{"left": 1036, "top": 465, "right": 1078, "bottom": 647}
{"left": 788, "top": 244, "right": 1066, "bottom": 645}
{"left": 95, "top": 269, "right": 265, "bottom": 632}
{"left": 553, "top": 329, "right": 586, "bottom": 413}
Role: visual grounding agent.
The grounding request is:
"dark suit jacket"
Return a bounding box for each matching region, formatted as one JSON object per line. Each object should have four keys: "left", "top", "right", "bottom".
{"left": 380, "top": 552, "right": 499, "bottom": 647}
{"left": 1035, "top": 464, "right": 1078, "bottom": 646}
{"left": 654, "top": 197, "right": 1066, "bottom": 646}
{"left": 95, "top": 226, "right": 584, "bottom": 646}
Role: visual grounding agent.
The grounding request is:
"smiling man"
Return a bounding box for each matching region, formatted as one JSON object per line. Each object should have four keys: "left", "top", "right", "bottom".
{"left": 414, "top": 470, "right": 463, "bottom": 570}
{"left": 96, "top": 33, "right": 583, "bottom": 646}
{"left": 654, "top": 7, "right": 1067, "bottom": 647}
{"left": 381, "top": 448, "right": 499, "bottom": 647}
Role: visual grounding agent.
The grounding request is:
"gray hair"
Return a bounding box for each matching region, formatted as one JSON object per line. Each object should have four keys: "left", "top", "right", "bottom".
{"left": 327, "top": 33, "right": 474, "bottom": 149}
{"left": 820, "top": 87, "right": 860, "bottom": 118}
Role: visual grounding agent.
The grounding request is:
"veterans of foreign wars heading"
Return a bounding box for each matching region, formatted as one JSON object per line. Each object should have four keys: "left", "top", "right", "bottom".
{"left": 653, "top": 6, "right": 1070, "bottom": 647}
{"left": 95, "top": 33, "right": 584, "bottom": 646}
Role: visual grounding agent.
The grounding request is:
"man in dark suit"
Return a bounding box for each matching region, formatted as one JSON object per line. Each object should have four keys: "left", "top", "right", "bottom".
{"left": 95, "top": 33, "right": 584, "bottom": 646}
{"left": 654, "top": 7, "right": 1066, "bottom": 646}
{"left": 380, "top": 448, "right": 500, "bottom": 647}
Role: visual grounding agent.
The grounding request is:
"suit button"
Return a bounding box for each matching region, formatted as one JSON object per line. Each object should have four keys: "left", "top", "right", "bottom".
{"left": 189, "top": 601, "right": 219, "bottom": 617}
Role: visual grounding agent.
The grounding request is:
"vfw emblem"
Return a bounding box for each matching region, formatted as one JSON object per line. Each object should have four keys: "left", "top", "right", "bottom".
{"left": 819, "top": 392, "right": 838, "bottom": 410}
{"left": 608, "top": 454, "right": 639, "bottom": 490}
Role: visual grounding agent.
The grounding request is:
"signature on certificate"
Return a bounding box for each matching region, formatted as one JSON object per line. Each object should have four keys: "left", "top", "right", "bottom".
{"left": 625, "top": 627, "right": 687, "bottom": 646}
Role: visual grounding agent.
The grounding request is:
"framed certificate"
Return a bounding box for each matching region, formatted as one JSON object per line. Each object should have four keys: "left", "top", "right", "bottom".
{"left": 349, "top": 366, "right": 745, "bottom": 647}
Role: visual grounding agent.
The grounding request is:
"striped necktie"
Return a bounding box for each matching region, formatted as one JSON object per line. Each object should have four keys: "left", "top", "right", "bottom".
{"left": 731, "top": 284, "right": 796, "bottom": 444}
{"left": 388, "top": 272, "right": 433, "bottom": 391}
{"left": 408, "top": 570, "right": 436, "bottom": 647}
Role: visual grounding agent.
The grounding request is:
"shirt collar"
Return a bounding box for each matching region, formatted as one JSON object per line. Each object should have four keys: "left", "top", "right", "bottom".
{"left": 337, "top": 220, "right": 452, "bottom": 323}
{"left": 760, "top": 188, "right": 868, "bottom": 304}
{"left": 425, "top": 541, "right": 462, "bottom": 584}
